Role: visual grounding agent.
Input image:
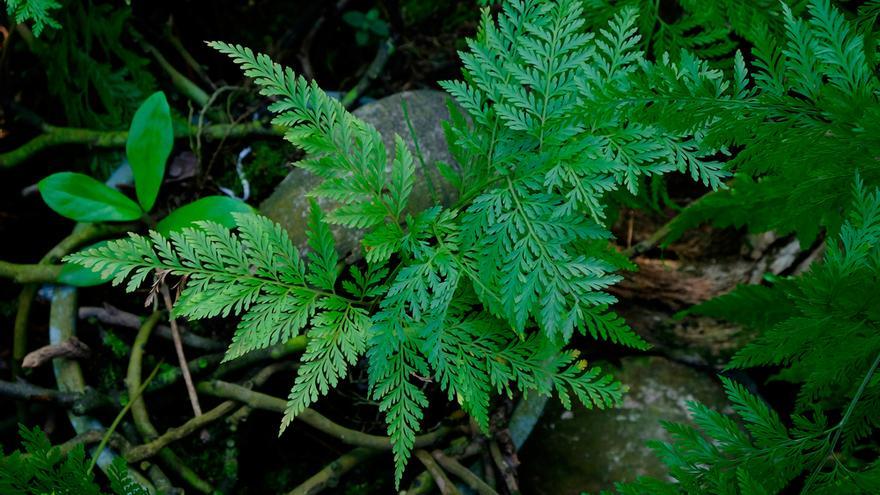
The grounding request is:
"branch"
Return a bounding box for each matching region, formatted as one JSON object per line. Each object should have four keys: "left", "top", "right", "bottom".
{"left": 620, "top": 220, "right": 671, "bottom": 258}
{"left": 286, "top": 447, "right": 379, "bottom": 495}
{"left": 138, "top": 36, "right": 210, "bottom": 107}
{"left": 0, "top": 121, "right": 280, "bottom": 168}
{"left": 127, "top": 311, "right": 215, "bottom": 494}
{"left": 0, "top": 260, "right": 62, "bottom": 283}
{"left": 0, "top": 379, "right": 109, "bottom": 413}
{"left": 125, "top": 400, "right": 237, "bottom": 463}
{"left": 79, "top": 305, "right": 225, "bottom": 351}
{"left": 22, "top": 336, "right": 90, "bottom": 368}
{"left": 12, "top": 221, "right": 136, "bottom": 373}
{"left": 341, "top": 39, "right": 394, "bottom": 108}
{"left": 197, "top": 379, "right": 452, "bottom": 450}
{"left": 53, "top": 430, "right": 132, "bottom": 458}
{"left": 432, "top": 450, "right": 498, "bottom": 495}
{"left": 415, "top": 449, "right": 461, "bottom": 495}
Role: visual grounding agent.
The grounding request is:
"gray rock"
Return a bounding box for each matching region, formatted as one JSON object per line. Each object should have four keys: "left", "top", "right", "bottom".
{"left": 518, "top": 356, "right": 729, "bottom": 495}
{"left": 259, "top": 90, "right": 457, "bottom": 260}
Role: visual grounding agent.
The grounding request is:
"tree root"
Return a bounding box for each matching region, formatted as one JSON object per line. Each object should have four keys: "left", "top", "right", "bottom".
{"left": 415, "top": 449, "right": 461, "bottom": 495}
{"left": 431, "top": 449, "right": 498, "bottom": 495}
{"left": 286, "top": 447, "right": 379, "bottom": 495}
{"left": 196, "top": 379, "right": 453, "bottom": 450}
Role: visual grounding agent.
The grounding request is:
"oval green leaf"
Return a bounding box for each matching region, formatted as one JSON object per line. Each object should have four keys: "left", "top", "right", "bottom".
{"left": 38, "top": 172, "right": 142, "bottom": 222}
{"left": 127, "top": 91, "right": 174, "bottom": 212}
{"left": 57, "top": 240, "right": 113, "bottom": 287}
{"left": 156, "top": 196, "right": 254, "bottom": 235}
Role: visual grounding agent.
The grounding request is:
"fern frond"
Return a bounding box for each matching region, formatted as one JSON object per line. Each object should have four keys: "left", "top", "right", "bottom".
{"left": 208, "top": 42, "right": 413, "bottom": 241}
{"left": 65, "top": 214, "right": 333, "bottom": 363}
{"left": 4, "top": 0, "right": 61, "bottom": 36}
{"left": 282, "top": 299, "right": 370, "bottom": 431}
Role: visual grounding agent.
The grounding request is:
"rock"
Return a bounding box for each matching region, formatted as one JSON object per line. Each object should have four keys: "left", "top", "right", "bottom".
{"left": 619, "top": 305, "right": 750, "bottom": 368}
{"left": 259, "top": 90, "right": 457, "bottom": 260}
{"left": 518, "top": 356, "right": 729, "bottom": 495}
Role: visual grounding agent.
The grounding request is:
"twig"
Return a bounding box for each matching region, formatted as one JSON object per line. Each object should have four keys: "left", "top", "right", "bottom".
{"left": 12, "top": 285, "right": 37, "bottom": 378}
{"left": 160, "top": 283, "right": 204, "bottom": 418}
{"left": 191, "top": 85, "right": 236, "bottom": 156}
{"left": 621, "top": 221, "right": 671, "bottom": 258}
{"left": 341, "top": 38, "right": 394, "bottom": 108}
{"left": 135, "top": 34, "right": 210, "bottom": 107}
{"left": 0, "top": 261, "right": 62, "bottom": 283}
{"left": 79, "top": 305, "right": 225, "bottom": 351}
{"left": 89, "top": 362, "right": 162, "bottom": 473}
{"left": 489, "top": 440, "right": 519, "bottom": 495}
{"left": 0, "top": 379, "right": 108, "bottom": 413}
{"left": 415, "top": 449, "right": 461, "bottom": 495}
{"left": 52, "top": 430, "right": 131, "bottom": 458}
{"left": 297, "top": 0, "right": 351, "bottom": 80}
{"left": 127, "top": 311, "right": 215, "bottom": 494}
{"left": 12, "top": 222, "right": 130, "bottom": 375}
{"left": 22, "top": 336, "right": 90, "bottom": 368}
{"left": 125, "top": 400, "right": 237, "bottom": 463}
{"left": 49, "top": 286, "right": 154, "bottom": 490}
{"left": 404, "top": 436, "right": 484, "bottom": 495}
{"left": 432, "top": 449, "right": 498, "bottom": 495}
{"left": 211, "top": 335, "right": 308, "bottom": 378}
{"left": 197, "top": 379, "right": 452, "bottom": 449}
{"left": 286, "top": 447, "right": 379, "bottom": 495}
{"left": 0, "top": 121, "right": 278, "bottom": 168}
{"left": 166, "top": 29, "right": 216, "bottom": 90}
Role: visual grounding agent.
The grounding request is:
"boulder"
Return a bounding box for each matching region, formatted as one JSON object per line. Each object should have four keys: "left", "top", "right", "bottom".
{"left": 259, "top": 90, "right": 456, "bottom": 260}
{"left": 518, "top": 356, "right": 729, "bottom": 495}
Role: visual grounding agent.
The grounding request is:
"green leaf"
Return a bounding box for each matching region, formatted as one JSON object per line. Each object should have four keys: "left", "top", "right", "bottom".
{"left": 38, "top": 172, "right": 142, "bottom": 222}
{"left": 127, "top": 91, "right": 174, "bottom": 211}
{"left": 156, "top": 196, "right": 254, "bottom": 235}
{"left": 58, "top": 241, "right": 114, "bottom": 287}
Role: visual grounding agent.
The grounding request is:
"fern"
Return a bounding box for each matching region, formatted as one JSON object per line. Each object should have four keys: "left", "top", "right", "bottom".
{"left": 28, "top": 2, "right": 157, "bottom": 131}
{"left": 0, "top": 425, "right": 147, "bottom": 495}
{"left": 3, "top": 0, "right": 60, "bottom": 36}
{"left": 611, "top": 179, "right": 880, "bottom": 494}
{"left": 623, "top": 0, "right": 880, "bottom": 245}
{"left": 68, "top": 0, "right": 725, "bottom": 484}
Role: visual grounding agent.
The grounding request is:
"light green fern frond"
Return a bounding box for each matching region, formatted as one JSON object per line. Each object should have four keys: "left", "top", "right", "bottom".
{"left": 209, "top": 42, "right": 414, "bottom": 259}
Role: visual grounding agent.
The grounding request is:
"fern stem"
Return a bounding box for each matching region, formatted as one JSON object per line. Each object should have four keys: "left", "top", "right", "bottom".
{"left": 803, "top": 350, "right": 880, "bottom": 491}
{"left": 402, "top": 99, "right": 439, "bottom": 205}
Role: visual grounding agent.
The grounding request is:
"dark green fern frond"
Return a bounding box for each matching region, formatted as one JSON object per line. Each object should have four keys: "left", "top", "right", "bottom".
{"left": 4, "top": 0, "right": 60, "bottom": 36}
{"left": 651, "top": 0, "right": 880, "bottom": 245}
{"left": 0, "top": 425, "right": 147, "bottom": 495}
{"left": 649, "top": 179, "right": 880, "bottom": 493}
